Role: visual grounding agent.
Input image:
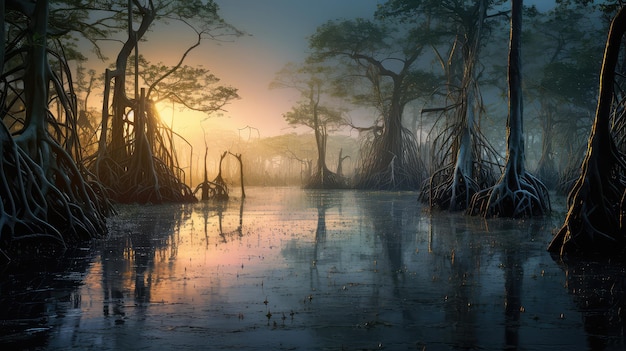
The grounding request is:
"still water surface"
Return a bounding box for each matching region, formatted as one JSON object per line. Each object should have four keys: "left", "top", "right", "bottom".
{"left": 2, "top": 187, "right": 626, "bottom": 350}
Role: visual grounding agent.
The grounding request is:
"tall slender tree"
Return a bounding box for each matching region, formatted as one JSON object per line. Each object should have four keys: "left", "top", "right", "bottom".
{"left": 378, "top": 0, "right": 505, "bottom": 210}
{"left": 468, "top": 0, "right": 550, "bottom": 218}
{"left": 88, "top": 0, "right": 240, "bottom": 203}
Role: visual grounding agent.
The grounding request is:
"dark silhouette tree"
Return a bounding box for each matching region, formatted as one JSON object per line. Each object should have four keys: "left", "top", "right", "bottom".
{"left": 469, "top": 0, "right": 550, "bottom": 218}
{"left": 0, "top": 0, "right": 112, "bottom": 261}
{"left": 548, "top": 5, "right": 626, "bottom": 257}
{"left": 193, "top": 130, "right": 229, "bottom": 201}
{"left": 309, "top": 18, "right": 440, "bottom": 190}
{"left": 87, "top": 0, "right": 240, "bottom": 203}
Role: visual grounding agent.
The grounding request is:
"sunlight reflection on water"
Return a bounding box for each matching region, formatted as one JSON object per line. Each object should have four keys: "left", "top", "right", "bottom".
{"left": 4, "top": 187, "right": 625, "bottom": 350}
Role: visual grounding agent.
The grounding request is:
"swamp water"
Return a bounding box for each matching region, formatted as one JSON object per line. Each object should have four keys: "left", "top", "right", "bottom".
{"left": 1, "top": 187, "right": 626, "bottom": 350}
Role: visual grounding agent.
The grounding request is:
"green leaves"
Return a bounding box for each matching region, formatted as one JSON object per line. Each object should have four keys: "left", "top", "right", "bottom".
{"left": 134, "top": 55, "right": 239, "bottom": 114}
{"left": 272, "top": 61, "right": 344, "bottom": 132}
{"left": 309, "top": 18, "right": 390, "bottom": 59}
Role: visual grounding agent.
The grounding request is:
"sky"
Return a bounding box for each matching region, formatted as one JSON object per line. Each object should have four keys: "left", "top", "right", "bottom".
{"left": 162, "top": 0, "right": 554, "bottom": 139}
{"left": 80, "top": 0, "right": 558, "bottom": 181}
{"left": 187, "top": 0, "right": 382, "bottom": 137}
{"left": 111, "top": 0, "right": 558, "bottom": 148}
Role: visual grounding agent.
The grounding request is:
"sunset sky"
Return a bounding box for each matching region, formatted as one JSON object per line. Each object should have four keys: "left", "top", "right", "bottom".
{"left": 163, "top": 0, "right": 554, "bottom": 138}
{"left": 101, "top": 0, "right": 557, "bottom": 156}
{"left": 195, "top": 0, "right": 381, "bottom": 137}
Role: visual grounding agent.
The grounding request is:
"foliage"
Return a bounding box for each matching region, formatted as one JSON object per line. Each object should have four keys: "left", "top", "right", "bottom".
{"left": 83, "top": 0, "right": 241, "bottom": 203}
{"left": 271, "top": 62, "right": 347, "bottom": 188}
{"left": 137, "top": 55, "right": 239, "bottom": 114}
{"left": 309, "top": 16, "right": 439, "bottom": 190}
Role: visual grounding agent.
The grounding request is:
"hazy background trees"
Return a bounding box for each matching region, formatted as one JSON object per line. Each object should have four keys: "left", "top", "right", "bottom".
{"left": 270, "top": 62, "right": 347, "bottom": 188}
{"left": 307, "top": 17, "right": 439, "bottom": 190}
{"left": 57, "top": 1, "right": 616, "bottom": 197}
{"left": 0, "top": 0, "right": 617, "bottom": 239}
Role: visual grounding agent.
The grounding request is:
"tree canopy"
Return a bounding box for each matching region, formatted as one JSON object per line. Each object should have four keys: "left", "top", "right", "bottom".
{"left": 309, "top": 17, "right": 439, "bottom": 190}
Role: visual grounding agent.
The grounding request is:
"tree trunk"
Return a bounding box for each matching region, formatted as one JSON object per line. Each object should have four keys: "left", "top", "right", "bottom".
{"left": 19, "top": 0, "right": 49, "bottom": 156}
{"left": 548, "top": 5, "right": 626, "bottom": 257}
{"left": 507, "top": 0, "right": 525, "bottom": 179}
{"left": 0, "top": 0, "right": 111, "bottom": 259}
{"left": 100, "top": 0, "right": 154, "bottom": 160}
{"left": 313, "top": 102, "right": 327, "bottom": 184}
{"left": 421, "top": 0, "right": 497, "bottom": 211}
{"left": 468, "top": 0, "right": 550, "bottom": 218}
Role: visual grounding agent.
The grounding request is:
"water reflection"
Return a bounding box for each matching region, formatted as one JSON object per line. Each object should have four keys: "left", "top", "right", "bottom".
{"left": 304, "top": 190, "right": 342, "bottom": 260}
{"left": 5, "top": 188, "right": 626, "bottom": 349}
{"left": 560, "top": 258, "right": 626, "bottom": 349}
{"left": 199, "top": 199, "right": 245, "bottom": 244}
{"left": 101, "top": 204, "right": 186, "bottom": 319}
{"left": 0, "top": 248, "right": 94, "bottom": 349}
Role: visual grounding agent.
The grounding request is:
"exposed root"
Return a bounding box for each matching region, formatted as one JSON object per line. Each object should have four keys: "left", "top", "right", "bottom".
{"left": 422, "top": 163, "right": 480, "bottom": 211}
{"left": 88, "top": 96, "right": 196, "bottom": 204}
{"left": 548, "top": 6, "right": 626, "bottom": 258}
{"left": 354, "top": 126, "right": 425, "bottom": 190}
{"left": 548, "top": 139, "right": 626, "bottom": 256}
{"left": 468, "top": 171, "right": 550, "bottom": 218}
{"left": 193, "top": 180, "right": 228, "bottom": 201}
{"left": 0, "top": 123, "right": 110, "bottom": 260}
{"left": 304, "top": 167, "right": 348, "bottom": 189}
{"left": 420, "top": 117, "right": 501, "bottom": 211}
{"left": 0, "top": 2, "right": 112, "bottom": 261}
{"left": 193, "top": 151, "right": 229, "bottom": 201}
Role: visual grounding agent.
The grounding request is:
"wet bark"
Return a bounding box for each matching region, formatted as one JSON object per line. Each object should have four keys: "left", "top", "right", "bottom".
{"left": 548, "top": 5, "right": 626, "bottom": 257}
{"left": 421, "top": 0, "right": 499, "bottom": 211}
{"left": 468, "top": 0, "right": 550, "bottom": 218}
{"left": 0, "top": 0, "right": 112, "bottom": 260}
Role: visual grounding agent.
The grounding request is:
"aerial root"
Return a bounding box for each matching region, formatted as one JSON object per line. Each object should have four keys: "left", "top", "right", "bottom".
{"left": 468, "top": 171, "right": 550, "bottom": 218}
{"left": 304, "top": 168, "right": 348, "bottom": 189}
{"left": 355, "top": 127, "right": 425, "bottom": 190}
{"left": 0, "top": 126, "right": 111, "bottom": 259}
{"left": 420, "top": 164, "right": 482, "bottom": 211}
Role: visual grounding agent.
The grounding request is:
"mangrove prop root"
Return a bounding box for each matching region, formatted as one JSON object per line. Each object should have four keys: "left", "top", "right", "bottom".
{"left": 422, "top": 117, "right": 501, "bottom": 212}
{"left": 354, "top": 127, "right": 425, "bottom": 190}
{"left": 468, "top": 171, "right": 550, "bottom": 218}
{"left": 304, "top": 167, "right": 348, "bottom": 189}
{"left": 0, "top": 124, "right": 109, "bottom": 260}
{"left": 548, "top": 6, "right": 626, "bottom": 257}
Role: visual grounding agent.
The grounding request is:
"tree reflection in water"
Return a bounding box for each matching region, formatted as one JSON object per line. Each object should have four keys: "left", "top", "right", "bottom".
{"left": 559, "top": 258, "right": 626, "bottom": 349}
{"left": 0, "top": 248, "right": 94, "bottom": 348}
{"left": 100, "top": 204, "right": 187, "bottom": 323}
{"left": 5, "top": 188, "right": 626, "bottom": 349}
